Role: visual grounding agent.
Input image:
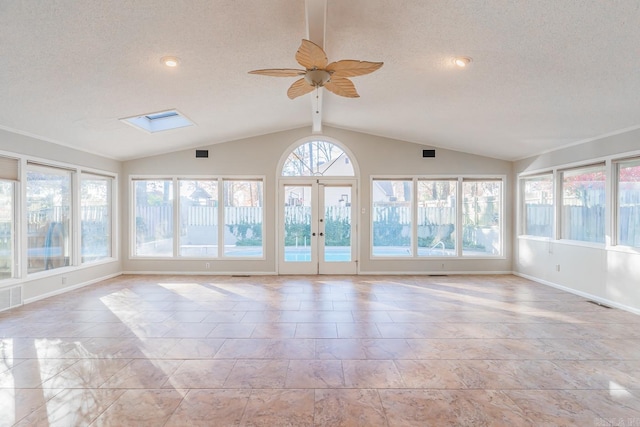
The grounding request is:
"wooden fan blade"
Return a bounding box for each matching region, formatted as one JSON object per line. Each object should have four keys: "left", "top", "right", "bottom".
{"left": 324, "top": 77, "right": 360, "bottom": 98}
{"left": 248, "top": 68, "right": 305, "bottom": 77}
{"left": 295, "top": 39, "right": 328, "bottom": 70}
{"left": 326, "top": 60, "right": 384, "bottom": 77}
{"left": 287, "top": 78, "right": 315, "bottom": 99}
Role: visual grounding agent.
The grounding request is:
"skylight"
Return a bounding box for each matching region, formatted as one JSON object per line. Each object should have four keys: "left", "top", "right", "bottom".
{"left": 120, "top": 109, "right": 194, "bottom": 133}
{"left": 145, "top": 111, "right": 179, "bottom": 120}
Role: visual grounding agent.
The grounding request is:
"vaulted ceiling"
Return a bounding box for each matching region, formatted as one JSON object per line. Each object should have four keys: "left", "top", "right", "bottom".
{"left": 2, "top": 0, "right": 639, "bottom": 161}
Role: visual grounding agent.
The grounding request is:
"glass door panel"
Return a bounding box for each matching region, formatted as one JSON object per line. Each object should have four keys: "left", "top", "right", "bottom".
{"left": 283, "top": 185, "right": 313, "bottom": 263}
{"left": 322, "top": 186, "right": 352, "bottom": 263}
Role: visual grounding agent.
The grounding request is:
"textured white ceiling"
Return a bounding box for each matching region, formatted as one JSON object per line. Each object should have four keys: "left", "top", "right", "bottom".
{"left": 1, "top": 0, "right": 639, "bottom": 160}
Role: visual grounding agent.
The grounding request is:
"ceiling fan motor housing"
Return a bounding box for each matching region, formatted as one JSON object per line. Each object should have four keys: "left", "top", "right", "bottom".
{"left": 304, "top": 69, "right": 332, "bottom": 87}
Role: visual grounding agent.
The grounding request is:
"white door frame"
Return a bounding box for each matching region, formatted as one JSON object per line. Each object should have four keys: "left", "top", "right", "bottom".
{"left": 278, "top": 178, "right": 357, "bottom": 274}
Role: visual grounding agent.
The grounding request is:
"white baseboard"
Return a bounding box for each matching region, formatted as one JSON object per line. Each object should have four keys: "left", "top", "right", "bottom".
{"left": 513, "top": 271, "right": 640, "bottom": 316}
{"left": 360, "top": 270, "right": 513, "bottom": 276}
{"left": 123, "top": 270, "right": 511, "bottom": 277}
{"left": 106, "top": 269, "right": 513, "bottom": 277}
{"left": 23, "top": 272, "right": 123, "bottom": 305}
{"left": 121, "top": 270, "right": 277, "bottom": 276}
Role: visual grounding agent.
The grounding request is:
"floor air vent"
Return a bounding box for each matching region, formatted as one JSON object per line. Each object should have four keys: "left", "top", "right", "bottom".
{"left": 0, "top": 285, "right": 22, "bottom": 312}
{"left": 587, "top": 300, "right": 612, "bottom": 309}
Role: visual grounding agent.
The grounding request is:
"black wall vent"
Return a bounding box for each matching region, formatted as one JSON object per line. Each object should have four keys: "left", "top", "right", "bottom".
{"left": 196, "top": 150, "right": 209, "bottom": 158}
{"left": 423, "top": 149, "right": 436, "bottom": 158}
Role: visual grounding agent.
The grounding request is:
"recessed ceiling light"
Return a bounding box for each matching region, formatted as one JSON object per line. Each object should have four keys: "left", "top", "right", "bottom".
{"left": 453, "top": 57, "right": 472, "bottom": 68}
{"left": 161, "top": 56, "right": 180, "bottom": 67}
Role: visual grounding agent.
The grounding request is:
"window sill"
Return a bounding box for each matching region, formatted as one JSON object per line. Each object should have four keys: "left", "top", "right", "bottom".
{"left": 517, "top": 235, "right": 553, "bottom": 242}
{"left": 605, "top": 245, "right": 640, "bottom": 255}
{"left": 0, "top": 278, "right": 23, "bottom": 289}
{"left": 25, "top": 258, "right": 119, "bottom": 280}
{"left": 555, "top": 239, "right": 606, "bottom": 249}
{"left": 81, "top": 257, "right": 119, "bottom": 267}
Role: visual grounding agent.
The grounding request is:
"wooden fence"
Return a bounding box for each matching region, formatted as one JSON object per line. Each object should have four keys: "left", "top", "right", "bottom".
{"left": 526, "top": 204, "right": 640, "bottom": 245}
{"left": 620, "top": 205, "right": 640, "bottom": 246}
{"left": 561, "top": 206, "right": 606, "bottom": 242}
{"left": 137, "top": 205, "right": 265, "bottom": 226}
{"left": 136, "top": 205, "right": 265, "bottom": 242}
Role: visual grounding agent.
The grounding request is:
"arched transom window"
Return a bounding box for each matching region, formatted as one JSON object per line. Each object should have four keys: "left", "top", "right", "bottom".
{"left": 281, "top": 140, "right": 354, "bottom": 177}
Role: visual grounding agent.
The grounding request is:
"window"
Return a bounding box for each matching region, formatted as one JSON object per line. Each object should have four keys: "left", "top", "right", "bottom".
{"left": 179, "top": 180, "right": 218, "bottom": 257}
{"left": 26, "top": 165, "right": 73, "bottom": 273}
{"left": 282, "top": 140, "right": 354, "bottom": 177}
{"left": 617, "top": 158, "right": 640, "bottom": 247}
{"left": 0, "top": 156, "right": 17, "bottom": 281}
{"left": 81, "top": 174, "right": 113, "bottom": 263}
{"left": 462, "top": 180, "right": 502, "bottom": 256}
{"left": 372, "top": 179, "right": 412, "bottom": 256}
{"left": 522, "top": 174, "right": 554, "bottom": 238}
{"left": 131, "top": 177, "right": 265, "bottom": 259}
{"left": 134, "top": 179, "right": 173, "bottom": 257}
{"left": 561, "top": 165, "right": 605, "bottom": 243}
{"left": 371, "top": 177, "right": 504, "bottom": 258}
{"left": 417, "top": 180, "right": 456, "bottom": 256}
{"left": 0, "top": 181, "right": 15, "bottom": 280}
{"left": 223, "top": 180, "right": 263, "bottom": 257}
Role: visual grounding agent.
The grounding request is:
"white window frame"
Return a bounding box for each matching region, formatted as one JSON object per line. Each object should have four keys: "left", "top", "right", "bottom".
{"left": 130, "top": 177, "right": 176, "bottom": 259}
{"left": 130, "top": 175, "right": 266, "bottom": 260}
{"left": 0, "top": 177, "right": 18, "bottom": 283}
{"left": 614, "top": 156, "right": 640, "bottom": 249}
{"left": 518, "top": 172, "right": 554, "bottom": 238}
{"left": 221, "top": 177, "right": 266, "bottom": 260}
{"left": 177, "top": 178, "right": 220, "bottom": 258}
{"left": 559, "top": 163, "right": 606, "bottom": 246}
{"left": 80, "top": 172, "right": 116, "bottom": 264}
{"left": 460, "top": 177, "right": 505, "bottom": 258}
{"left": 370, "top": 175, "right": 506, "bottom": 259}
{"left": 370, "top": 177, "right": 414, "bottom": 258}
{"left": 416, "top": 178, "right": 458, "bottom": 257}
{"left": 25, "top": 163, "right": 75, "bottom": 275}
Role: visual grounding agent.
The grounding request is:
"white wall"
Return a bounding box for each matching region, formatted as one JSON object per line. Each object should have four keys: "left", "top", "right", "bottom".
{"left": 513, "top": 128, "right": 640, "bottom": 313}
{"left": 0, "top": 129, "right": 122, "bottom": 302}
{"left": 4, "top": 122, "right": 637, "bottom": 311}
{"left": 122, "top": 126, "right": 513, "bottom": 274}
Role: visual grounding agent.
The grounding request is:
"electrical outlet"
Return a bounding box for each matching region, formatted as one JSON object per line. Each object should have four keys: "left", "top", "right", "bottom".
{"left": 61, "top": 276, "right": 67, "bottom": 284}
{"left": 555, "top": 264, "right": 560, "bottom": 272}
{"left": 205, "top": 262, "right": 210, "bottom": 269}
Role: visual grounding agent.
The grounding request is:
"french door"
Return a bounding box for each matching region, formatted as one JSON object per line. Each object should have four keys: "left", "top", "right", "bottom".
{"left": 279, "top": 179, "right": 357, "bottom": 274}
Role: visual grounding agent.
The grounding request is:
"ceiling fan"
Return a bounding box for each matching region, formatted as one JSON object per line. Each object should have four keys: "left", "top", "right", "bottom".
{"left": 249, "top": 39, "right": 383, "bottom": 99}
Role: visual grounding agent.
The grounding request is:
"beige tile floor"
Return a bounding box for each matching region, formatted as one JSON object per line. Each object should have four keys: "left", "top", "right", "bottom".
{"left": 1, "top": 274, "right": 639, "bottom": 426}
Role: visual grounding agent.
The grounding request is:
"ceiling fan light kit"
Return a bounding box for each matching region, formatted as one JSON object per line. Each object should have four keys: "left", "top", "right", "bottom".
{"left": 304, "top": 69, "right": 331, "bottom": 87}
{"left": 249, "top": 39, "right": 383, "bottom": 99}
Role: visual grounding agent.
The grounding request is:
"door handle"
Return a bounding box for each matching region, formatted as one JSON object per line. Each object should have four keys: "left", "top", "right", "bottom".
{"left": 312, "top": 233, "right": 316, "bottom": 236}
{"left": 319, "top": 232, "right": 324, "bottom": 236}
